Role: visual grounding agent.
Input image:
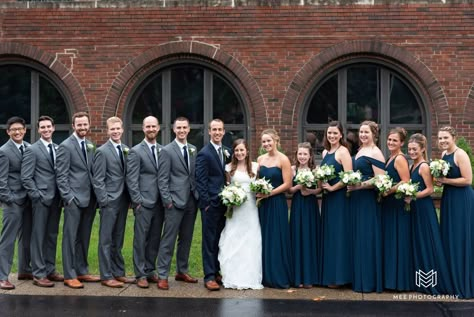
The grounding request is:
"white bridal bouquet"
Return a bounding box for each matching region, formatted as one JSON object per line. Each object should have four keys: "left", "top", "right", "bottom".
{"left": 339, "top": 170, "right": 362, "bottom": 197}
{"left": 395, "top": 180, "right": 419, "bottom": 211}
{"left": 250, "top": 177, "right": 274, "bottom": 207}
{"left": 313, "top": 164, "right": 336, "bottom": 183}
{"left": 370, "top": 173, "right": 393, "bottom": 202}
{"left": 219, "top": 182, "right": 247, "bottom": 218}
{"left": 429, "top": 159, "right": 450, "bottom": 178}
{"left": 294, "top": 169, "right": 317, "bottom": 188}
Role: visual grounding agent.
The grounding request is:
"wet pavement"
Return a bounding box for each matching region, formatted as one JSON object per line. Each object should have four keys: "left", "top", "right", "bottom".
{"left": 1, "top": 274, "right": 474, "bottom": 316}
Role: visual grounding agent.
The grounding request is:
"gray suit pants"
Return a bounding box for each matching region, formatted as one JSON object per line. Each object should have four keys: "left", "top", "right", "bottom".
{"left": 62, "top": 197, "right": 97, "bottom": 280}
{"left": 158, "top": 197, "right": 197, "bottom": 279}
{"left": 30, "top": 196, "right": 61, "bottom": 278}
{"left": 133, "top": 205, "right": 164, "bottom": 279}
{"left": 98, "top": 195, "right": 129, "bottom": 281}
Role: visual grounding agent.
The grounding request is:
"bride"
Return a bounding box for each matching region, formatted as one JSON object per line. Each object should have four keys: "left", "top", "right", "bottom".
{"left": 218, "top": 139, "right": 263, "bottom": 290}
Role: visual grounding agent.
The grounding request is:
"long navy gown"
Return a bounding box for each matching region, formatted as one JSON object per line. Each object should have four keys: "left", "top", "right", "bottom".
{"left": 410, "top": 162, "right": 454, "bottom": 295}
{"left": 290, "top": 174, "right": 321, "bottom": 287}
{"left": 259, "top": 166, "right": 293, "bottom": 288}
{"left": 320, "top": 151, "right": 352, "bottom": 286}
{"left": 351, "top": 156, "right": 384, "bottom": 293}
{"left": 382, "top": 155, "right": 414, "bottom": 291}
{"left": 440, "top": 151, "right": 474, "bottom": 299}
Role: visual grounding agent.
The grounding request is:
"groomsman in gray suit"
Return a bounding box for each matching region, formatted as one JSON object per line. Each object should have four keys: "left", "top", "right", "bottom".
{"left": 0, "top": 117, "right": 32, "bottom": 290}
{"left": 126, "top": 116, "right": 165, "bottom": 289}
{"left": 21, "top": 116, "right": 63, "bottom": 288}
{"left": 92, "top": 116, "right": 134, "bottom": 288}
{"left": 56, "top": 111, "right": 100, "bottom": 289}
{"left": 156, "top": 117, "right": 199, "bottom": 290}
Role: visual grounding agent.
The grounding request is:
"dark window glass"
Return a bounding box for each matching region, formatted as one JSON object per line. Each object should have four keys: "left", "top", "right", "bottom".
{"left": 0, "top": 65, "right": 31, "bottom": 123}
{"left": 213, "top": 75, "right": 244, "bottom": 124}
{"left": 171, "top": 68, "right": 203, "bottom": 124}
{"left": 347, "top": 66, "right": 379, "bottom": 124}
{"left": 390, "top": 76, "right": 422, "bottom": 124}
{"left": 306, "top": 75, "right": 338, "bottom": 124}
{"left": 222, "top": 130, "right": 245, "bottom": 150}
{"left": 186, "top": 129, "right": 205, "bottom": 150}
{"left": 52, "top": 130, "right": 70, "bottom": 144}
{"left": 132, "top": 74, "right": 162, "bottom": 124}
{"left": 305, "top": 130, "right": 326, "bottom": 157}
{"left": 39, "top": 76, "right": 69, "bottom": 123}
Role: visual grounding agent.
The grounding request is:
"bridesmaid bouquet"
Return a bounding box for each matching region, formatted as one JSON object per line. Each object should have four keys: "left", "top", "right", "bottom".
{"left": 313, "top": 164, "right": 336, "bottom": 183}
{"left": 370, "top": 173, "right": 393, "bottom": 203}
{"left": 250, "top": 177, "right": 274, "bottom": 207}
{"left": 394, "top": 180, "right": 419, "bottom": 211}
{"left": 219, "top": 182, "right": 248, "bottom": 218}
{"left": 294, "top": 169, "right": 317, "bottom": 188}
{"left": 339, "top": 170, "right": 362, "bottom": 197}
{"left": 429, "top": 159, "right": 450, "bottom": 178}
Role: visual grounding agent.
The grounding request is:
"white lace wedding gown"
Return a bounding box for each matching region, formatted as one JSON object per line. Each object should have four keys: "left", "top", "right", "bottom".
{"left": 218, "top": 162, "right": 263, "bottom": 289}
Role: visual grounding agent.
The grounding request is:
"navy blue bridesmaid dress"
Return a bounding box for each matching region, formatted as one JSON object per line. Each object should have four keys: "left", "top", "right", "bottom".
{"left": 259, "top": 166, "right": 293, "bottom": 288}
{"left": 440, "top": 151, "right": 474, "bottom": 299}
{"left": 410, "top": 162, "right": 454, "bottom": 295}
{"left": 290, "top": 174, "right": 321, "bottom": 287}
{"left": 320, "top": 151, "right": 352, "bottom": 286}
{"left": 382, "top": 155, "right": 414, "bottom": 291}
{"left": 351, "top": 156, "right": 384, "bottom": 293}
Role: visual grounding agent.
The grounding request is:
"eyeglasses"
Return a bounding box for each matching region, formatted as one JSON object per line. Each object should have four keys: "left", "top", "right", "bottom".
{"left": 8, "top": 127, "right": 26, "bottom": 132}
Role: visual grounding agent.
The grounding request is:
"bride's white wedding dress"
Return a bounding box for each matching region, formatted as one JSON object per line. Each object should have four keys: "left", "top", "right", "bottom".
{"left": 218, "top": 162, "right": 263, "bottom": 290}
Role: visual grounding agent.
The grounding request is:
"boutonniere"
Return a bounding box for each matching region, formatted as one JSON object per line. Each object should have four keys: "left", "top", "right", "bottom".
{"left": 86, "top": 143, "right": 96, "bottom": 152}
{"left": 188, "top": 147, "right": 196, "bottom": 156}
{"left": 224, "top": 149, "right": 230, "bottom": 159}
{"left": 157, "top": 147, "right": 162, "bottom": 155}
{"left": 122, "top": 147, "right": 129, "bottom": 156}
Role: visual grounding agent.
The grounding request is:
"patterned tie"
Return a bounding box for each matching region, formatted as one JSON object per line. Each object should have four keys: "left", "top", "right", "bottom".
{"left": 48, "top": 143, "right": 55, "bottom": 165}
{"left": 19, "top": 145, "right": 24, "bottom": 156}
{"left": 183, "top": 145, "right": 189, "bottom": 171}
{"left": 81, "top": 140, "right": 87, "bottom": 163}
{"left": 117, "top": 145, "right": 124, "bottom": 169}
{"left": 151, "top": 145, "right": 157, "bottom": 167}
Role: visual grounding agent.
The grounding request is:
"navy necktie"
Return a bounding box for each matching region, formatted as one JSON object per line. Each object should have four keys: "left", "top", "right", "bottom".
{"left": 151, "top": 145, "right": 157, "bottom": 166}
{"left": 117, "top": 145, "right": 124, "bottom": 169}
{"left": 81, "top": 141, "right": 87, "bottom": 163}
{"left": 19, "top": 145, "right": 24, "bottom": 156}
{"left": 183, "top": 145, "right": 189, "bottom": 171}
{"left": 48, "top": 143, "right": 55, "bottom": 165}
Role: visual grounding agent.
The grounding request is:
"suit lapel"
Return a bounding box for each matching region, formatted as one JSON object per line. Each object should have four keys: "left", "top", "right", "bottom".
{"left": 171, "top": 141, "right": 188, "bottom": 173}
{"left": 209, "top": 143, "right": 224, "bottom": 173}
{"left": 106, "top": 141, "right": 122, "bottom": 168}
{"left": 142, "top": 141, "right": 158, "bottom": 171}
{"left": 38, "top": 140, "right": 54, "bottom": 169}
{"left": 71, "top": 135, "right": 88, "bottom": 167}
{"left": 7, "top": 139, "right": 22, "bottom": 161}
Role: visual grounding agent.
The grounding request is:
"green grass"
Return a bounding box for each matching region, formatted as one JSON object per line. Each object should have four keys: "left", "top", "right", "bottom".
{"left": 3, "top": 209, "right": 204, "bottom": 278}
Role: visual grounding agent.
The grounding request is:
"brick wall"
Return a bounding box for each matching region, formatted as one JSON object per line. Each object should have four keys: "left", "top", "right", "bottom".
{"left": 0, "top": 2, "right": 473, "bottom": 155}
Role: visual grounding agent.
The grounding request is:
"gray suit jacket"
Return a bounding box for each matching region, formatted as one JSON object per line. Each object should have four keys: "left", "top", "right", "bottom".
{"left": 21, "top": 140, "right": 58, "bottom": 207}
{"left": 56, "top": 134, "right": 95, "bottom": 208}
{"left": 92, "top": 140, "right": 129, "bottom": 208}
{"left": 158, "top": 141, "right": 199, "bottom": 209}
{"left": 126, "top": 141, "right": 162, "bottom": 209}
{"left": 0, "top": 139, "right": 31, "bottom": 205}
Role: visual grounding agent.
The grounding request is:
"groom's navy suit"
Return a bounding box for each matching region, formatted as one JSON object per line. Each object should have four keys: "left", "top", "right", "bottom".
{"left": 195, "top": 142, "right": 231, "bottom": 282}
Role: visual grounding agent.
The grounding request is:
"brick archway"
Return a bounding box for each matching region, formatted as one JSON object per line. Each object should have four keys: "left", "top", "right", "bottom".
{"left": 282, "top": 40, "right": 449, "bottom": 140}
{"left": 0, "top": 42, "right": 88, "bottom": 113}
{"left": 103, "top": 41, "right": 264, "bottom": 129}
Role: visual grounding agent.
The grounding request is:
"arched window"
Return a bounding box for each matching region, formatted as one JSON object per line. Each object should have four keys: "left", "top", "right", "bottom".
{"left": 0, "top": 64, "right": 71, "bottom": 144}
{"left": 127, "top": 63, "right": 247, "bottom": 149}
{"left": 302, "top": 63, "right": 427, "bottom": 157}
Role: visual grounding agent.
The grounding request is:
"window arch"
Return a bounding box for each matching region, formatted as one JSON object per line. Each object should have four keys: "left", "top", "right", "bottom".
{"left": 302, "top": 62, "right": 427, "bottom": 158}
{"left": 0, "top": 64, "right": 71, "bottom": 145}
{"left": 126, "top": 63, "right": 247, "bottom": 149}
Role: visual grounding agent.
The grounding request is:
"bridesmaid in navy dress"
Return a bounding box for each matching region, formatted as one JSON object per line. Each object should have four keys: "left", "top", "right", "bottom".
{"left": 320, "top": 121, "right": 353, "bottom": 288}
{"left": 382, "top": 127, "right": 414, "bottom": 291}
{"left": 289, "top": 142, "right": 321, "bottom": 288}
{"left": 407, "top": 133, "right": 454, "bottom": 295}
{"left": 257, "top": 129, "right": 293, "bottom": 288}
{"left": 436, "top": 126, "right": 474, "bottom": 299}
{"left": 347, "top": 120, "right": 385, "bottom": 293}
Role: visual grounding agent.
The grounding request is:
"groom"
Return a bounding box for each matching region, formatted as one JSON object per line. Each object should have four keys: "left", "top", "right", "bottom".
{"left": 195, "top": 119, "right": 231, "bottom": 291}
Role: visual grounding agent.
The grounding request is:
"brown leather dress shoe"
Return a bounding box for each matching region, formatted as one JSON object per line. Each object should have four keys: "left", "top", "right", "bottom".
{"left": 33, "top": 277, "right": 54, "bottom": 288}
{"left": 47, "top": 272, "right": 64, "bottom": 282}
{"left": 157, "top": 279, "right": 169, "bottom": 290}
{"left": 205, "top": 280, "right": 220, "bottom": 291}
{"left": 17, "top": 273, "right": 33, "bottom": 280}
{"left": 0, "top": 280, "right": 15, "bottom": 290}
{"left": 115, "top": 276, "right": 135, "bottom": 284}
{"left": 137, "top": 278, "right": 149, "bottom": 289}
{"left": 64, "top": 279, "right": 84, "bottom": 289}
{"left": 175, "top": 273, "right": 198, "bottom": 283}
{"left": 77, "top": 274, "right": 101, "bottom": 282}
{"left": 101, "top": 279, "right": 124, "bottom": 288}
{"left": 146, "top": 275, "right": 159, "bottom": 283}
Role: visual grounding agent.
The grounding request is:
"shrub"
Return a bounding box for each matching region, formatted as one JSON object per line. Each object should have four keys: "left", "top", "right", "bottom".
{"left": 456, "top": 136, "right": 474, "bottom": 187}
